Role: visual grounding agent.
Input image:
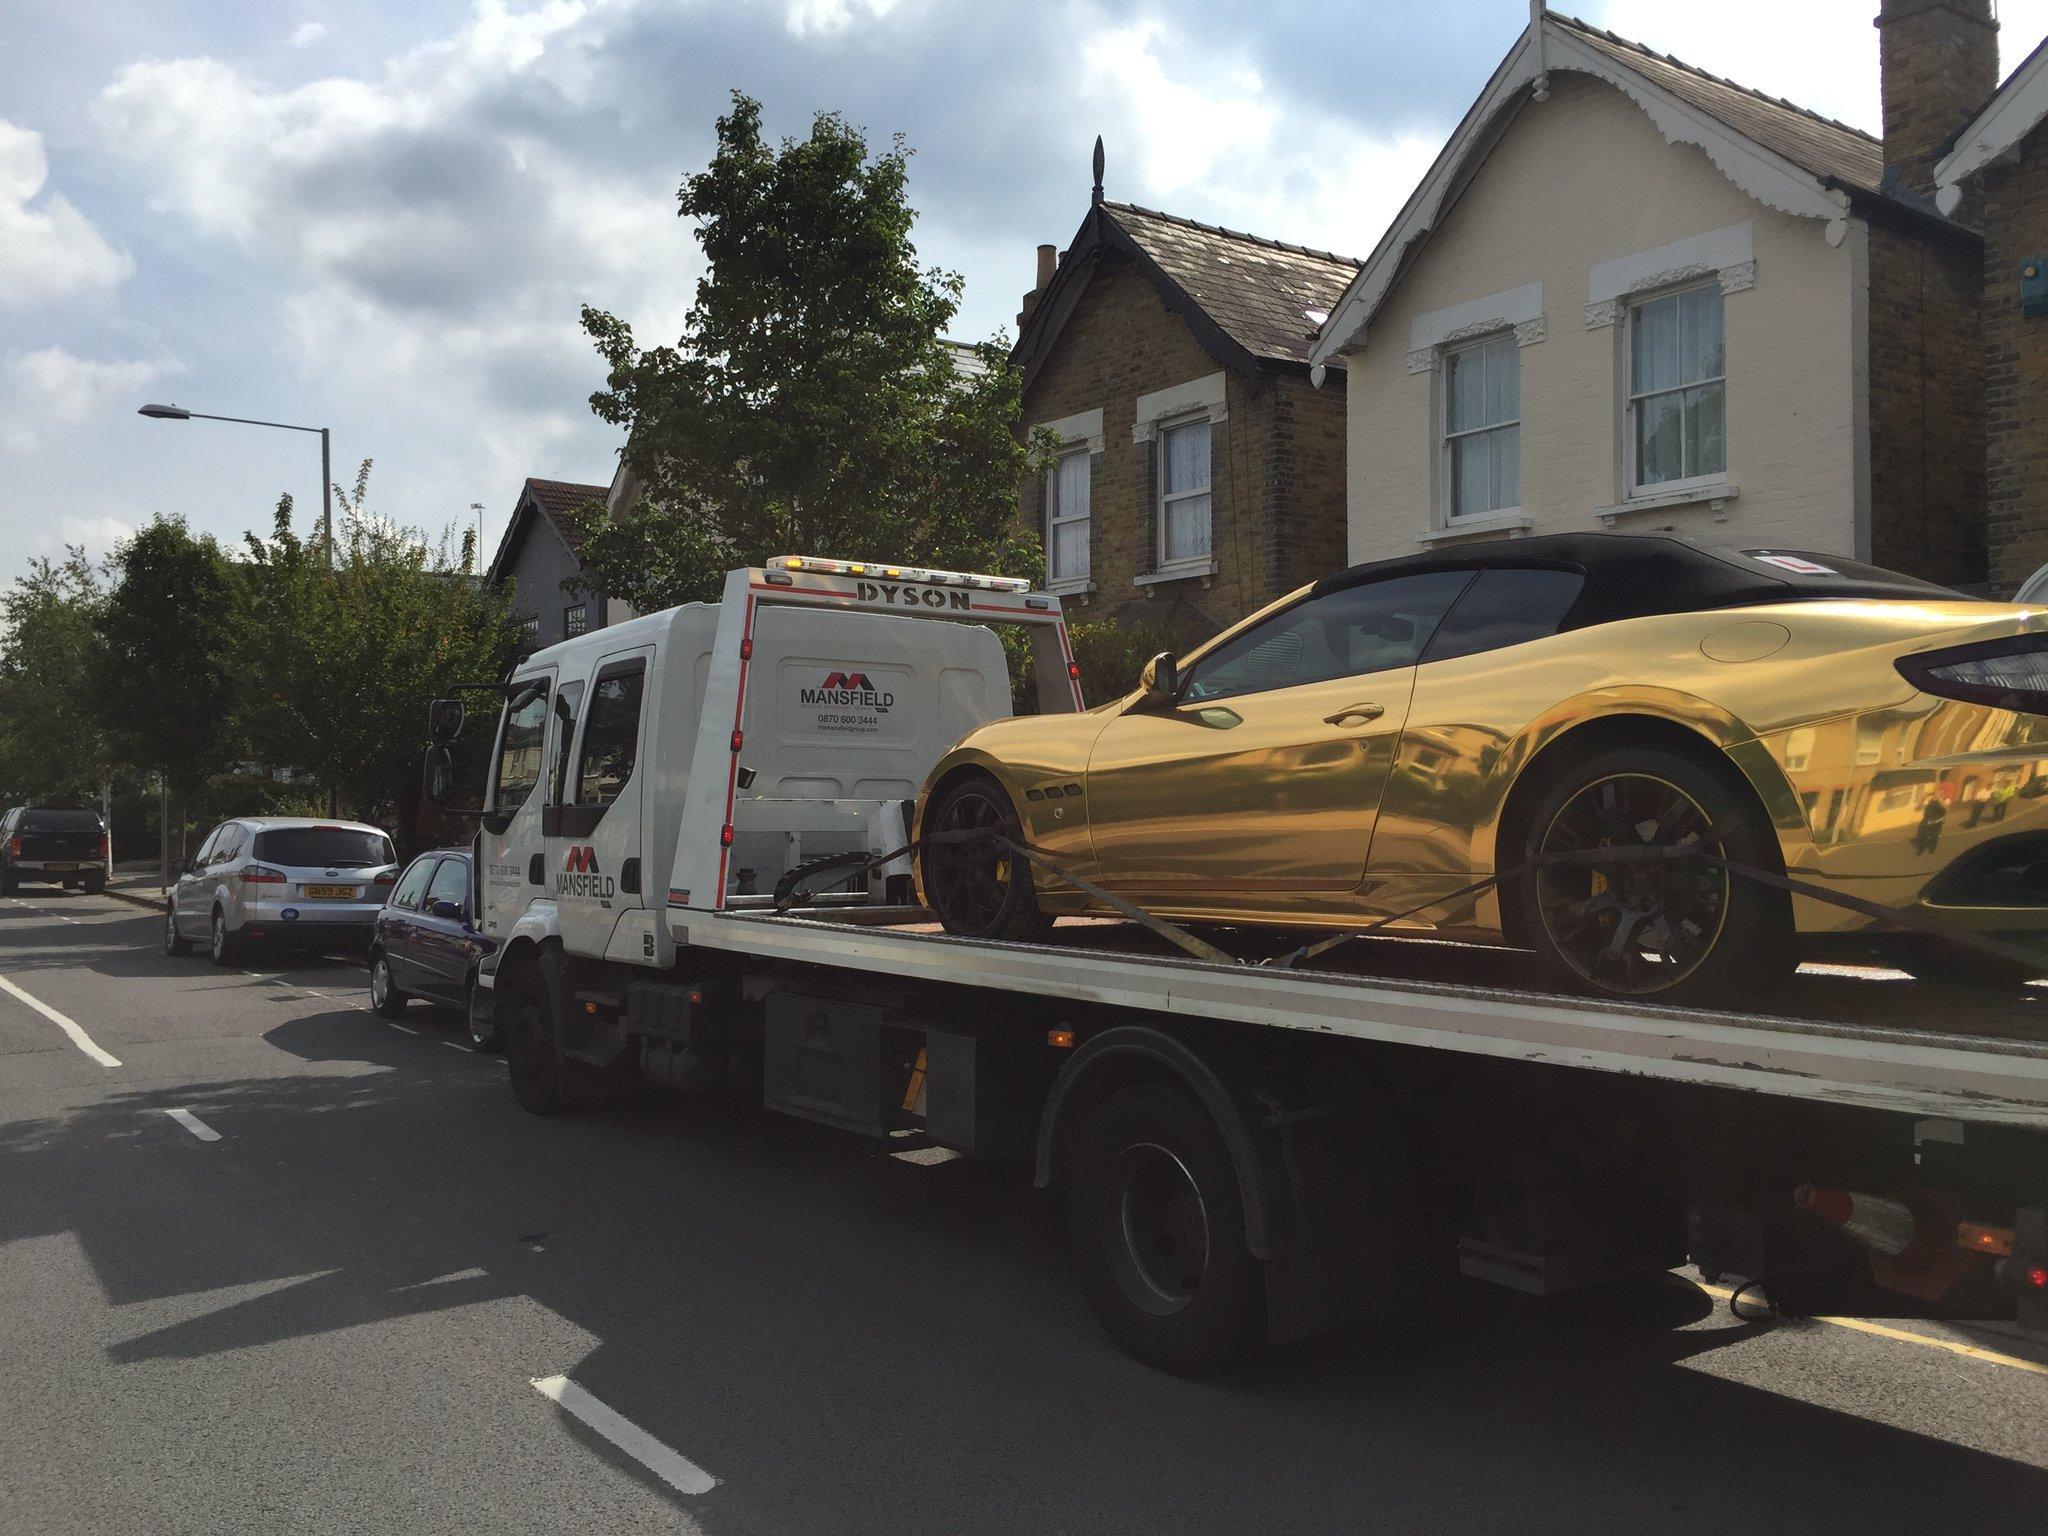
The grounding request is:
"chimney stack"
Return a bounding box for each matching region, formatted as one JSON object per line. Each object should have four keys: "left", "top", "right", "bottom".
{"left": 1876, "top": 0, "right": 1998, "bottom": 202}
{"left": 1018, "top": 243, "right": 1059, "bottom": 331}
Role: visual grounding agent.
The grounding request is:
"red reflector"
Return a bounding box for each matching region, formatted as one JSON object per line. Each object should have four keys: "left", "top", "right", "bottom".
{"left": 730, "top": 729, "right": 744, "bottom": 753}
{"left": 1793, "top": 1184, "right": 1855, "bottom": 1226}
{"left": 2029, "top": 1264, "right": 2048, "bottom": 1290}
{"left": 739, "top": 638, "right": 753, "bottom": 660}
{"left": 1067, "top": 661, "right": 1081, "bottom": 680}
{"left": 720, "top": 825, "right": 734, "bottom": 847}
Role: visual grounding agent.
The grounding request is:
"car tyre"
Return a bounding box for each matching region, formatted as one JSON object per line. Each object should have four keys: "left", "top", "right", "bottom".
{"left": 465, "top": 972, "right": 501, "bottom": 1052}
{"left": 209, "top": 908, "right": 243, "bottom": 967}
{"left": 1065, "top": 1081, "right": 1265, "bottom": 1377}
{"left": 163, "top": 903, "right": 193, "bottom": 957}
{"left": 83, "top": 873, "right": 105, "bottom": 895}
{"left": 0, "top": 869, "right": 15, "bottom": 897}
{"left": 920, "top": 773, "right": 1056, "bottom": 943}
{"left": 369, "top": 950, "right": 409, "bottom": 1017}
{"left": 1516, "top": 744, "right": 1792, "bottom": 1007}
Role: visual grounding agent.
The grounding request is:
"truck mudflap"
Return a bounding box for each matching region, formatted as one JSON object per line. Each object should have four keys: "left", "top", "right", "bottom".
{"left": 1035, "top": 1025, "right": 1434, "bottom": 1345}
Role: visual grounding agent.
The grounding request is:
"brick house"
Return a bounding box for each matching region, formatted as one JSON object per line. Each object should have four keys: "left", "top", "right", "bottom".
{"left": 1012, "top": 182, "right": 1361, "bottom": 643}
{"left": 1937, "top": 17, "right": 2048, "bottom": 595}
{"left": 484, "top": 476, "right": 612, "bottom": 651}
{"left": 1310, "top": 4, "right": 1986, "bottom": 591}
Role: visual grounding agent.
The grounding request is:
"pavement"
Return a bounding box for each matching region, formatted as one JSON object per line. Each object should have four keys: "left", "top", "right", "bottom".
{"left": 3, "top": 886, "right": 2047, "bottom": 1535}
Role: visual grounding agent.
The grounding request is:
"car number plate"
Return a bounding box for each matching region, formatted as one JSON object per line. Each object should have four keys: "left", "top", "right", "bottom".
{"left": 303, "top": 884, "right": 357, "bottom": 899}
{"left": 45, "top": 862, "right": 78, "bottom": 872}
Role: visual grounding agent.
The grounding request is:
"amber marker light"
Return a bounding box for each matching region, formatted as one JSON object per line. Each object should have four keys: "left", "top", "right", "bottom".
{"left": 1048, "top": 1028, "right": 1075, "bottom": 1048}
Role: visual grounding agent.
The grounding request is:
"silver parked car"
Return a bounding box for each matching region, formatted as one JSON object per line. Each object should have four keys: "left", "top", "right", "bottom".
{"left": 163, "top": 816, "right": 398, "bottom": 965}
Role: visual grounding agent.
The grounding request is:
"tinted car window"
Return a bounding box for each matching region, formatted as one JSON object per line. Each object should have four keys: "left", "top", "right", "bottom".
{"left": 253, "top": 828, "right": 394, "bottom": 868}
{"left": 577, "top": 663, "right": 646, "bottom": 806}
{"left": 390, "top": 856, "right": 436, "bottom": 910}
{"left": 1184, "top": 572, "right": 1473, "bottom": 703}
{"left": 22, "top": 808, "right": 104, "bottom": 832}
{"left": 1424, "top": 568, "right": 1587, "bottom": 665}
{"left": 210, "top": 825, "right": 246, "bottom": 867}
{"left": 425, "top": 858, "right": 470, "bottom": 913}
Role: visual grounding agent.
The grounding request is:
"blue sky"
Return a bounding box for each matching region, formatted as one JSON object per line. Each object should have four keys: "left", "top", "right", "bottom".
{"left": 3, "top": 0, "right": 2044, "bottom": 584}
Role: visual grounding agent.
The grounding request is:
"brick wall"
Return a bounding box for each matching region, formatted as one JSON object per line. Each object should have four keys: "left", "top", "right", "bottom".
{"left": 1020, "top": 250, "right": 1348, "bottom": 644}
{"left": 1866, "top": 219, "right": 1987, "bottom": 588}
{"left": 1980, "top": 125, "right": 2048, "bottom": 595}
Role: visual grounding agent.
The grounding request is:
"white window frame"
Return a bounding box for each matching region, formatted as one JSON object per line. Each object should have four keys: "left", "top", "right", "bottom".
{"left": 1623, "top": 281, "right": 1728, "bottom": 499}
{"left": 1044, "top": 447, "right": 1092, "bottom": 590}
{"left": 1438, "top": 331, "right": 1522, "bottom": 524}
{"left": 1154, "top": 413, "right": 1214, "bottom": 574}
{"left": 1030, "top": 407, "right": 1103, "bottom": 595}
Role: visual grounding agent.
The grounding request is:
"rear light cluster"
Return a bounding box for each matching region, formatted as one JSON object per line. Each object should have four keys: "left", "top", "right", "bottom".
{"left": 6, "top": 836, "right": 18, "bottom": 857}
{"left": 98, "top": 835, "right": 109, "bottom": 860}
{"left": 1898, "top": 634, "right": 2048, "bottom": 715}
{"left": 240, "top": 864, "right": 288, "bottom": 885}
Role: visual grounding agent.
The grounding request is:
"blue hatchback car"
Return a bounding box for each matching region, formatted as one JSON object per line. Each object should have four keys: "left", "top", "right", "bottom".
{"left": 369, "top": 848, "right": 498, "bottom": 1048}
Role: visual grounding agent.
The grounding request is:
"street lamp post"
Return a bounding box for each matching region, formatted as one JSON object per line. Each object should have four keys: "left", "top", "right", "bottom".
{"left": 138, "top": 403, "right": 333, "bottom": 564}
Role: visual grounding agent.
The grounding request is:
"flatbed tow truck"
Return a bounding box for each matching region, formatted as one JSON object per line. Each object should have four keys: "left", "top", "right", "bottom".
{"left": 425, "top": 558, "right": 2048, "bottom": 1376}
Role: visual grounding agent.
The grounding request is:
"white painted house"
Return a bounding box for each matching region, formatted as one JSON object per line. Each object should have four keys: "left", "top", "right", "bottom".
{"left": 1312, "top": 4, "right": 1987, "bottom": 589}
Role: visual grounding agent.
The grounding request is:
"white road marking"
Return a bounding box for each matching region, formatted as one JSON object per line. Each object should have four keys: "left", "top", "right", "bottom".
{"left": 163, "top": 1107, "right": 222, "bottom": 1142}
{"left": 530, "top": 1374, "right": 718, "bottom": 1495}
{"left": 0, "top": 973, "right": 121, "bottom": 1067}
{"left": 443, "top": 1040, "right": 475, "bottom": 1053}
{"left": 891, "top": 1145, "right": 962, "bottom": 1166}
{"left": 385, "top": 1021, "right": 420, "bottom": 1036}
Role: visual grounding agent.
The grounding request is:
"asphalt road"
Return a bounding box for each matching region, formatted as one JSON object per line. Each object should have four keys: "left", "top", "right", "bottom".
{"left": 4, "top": 889, "right": 2046, "bottom": 1535}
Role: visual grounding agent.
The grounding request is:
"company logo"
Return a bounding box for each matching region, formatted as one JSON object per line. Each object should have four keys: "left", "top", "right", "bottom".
{"left": 556, "top": 845, "right": 614, "bottom": 899}
{"left": 856, "top": 579, "right": 972, "bottom": 612}
{"left": 800, "top": 666, "right": 895, "bottom": 710}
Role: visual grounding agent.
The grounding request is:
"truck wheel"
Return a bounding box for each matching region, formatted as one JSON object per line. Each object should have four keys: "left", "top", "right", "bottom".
{"left": 1065, "top": 1081, "right": 1264, "bottom": 1377}
{"left": 1517, "top": 745, "right": 1791, "bottom": 1006}
{"left": 921, "top": 773, "right": 1054, "bottom": 943}
{"left": 163, "top": 904, "right": 193, "bottom": 957}
{"left": 84, "top": 873, "right": 105, "bottom": 895}
{"left": 0, "top": 869, "right": 16, "bottom": 897}
{"left": 368, "top": 950, "right": 409, "bottom": 1017}
{"left": 499, "top": 954, "right": 569, "bottom": 1115}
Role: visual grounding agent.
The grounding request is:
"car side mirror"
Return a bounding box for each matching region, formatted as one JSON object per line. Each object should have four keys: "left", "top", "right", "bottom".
{"left": 429, "top": 898, "right": 464, "bottom": 921}
{"left": 428, "top": 697, "right": 465, "bottom": 744}
{"left": 1139, "top": 651, "right": 1179, "bottom": 704}
{"left": 169, "top": 858, "right": 189, "bottom": 878}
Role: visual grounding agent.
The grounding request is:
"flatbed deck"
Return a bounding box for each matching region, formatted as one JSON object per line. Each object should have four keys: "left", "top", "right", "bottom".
{"left": 677, "top": 909, "right": 2048, "bottom": 1130}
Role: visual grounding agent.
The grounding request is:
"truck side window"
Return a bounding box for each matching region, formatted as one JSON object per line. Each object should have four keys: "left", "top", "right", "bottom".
{"left": 576, "top": 662, "right": 646, "bottom": 807}
{"left": 549, "top": 680, "right": 585, "bottom": 806}
{"left": 494, "top": 687, "right": 550, "bottom": 812}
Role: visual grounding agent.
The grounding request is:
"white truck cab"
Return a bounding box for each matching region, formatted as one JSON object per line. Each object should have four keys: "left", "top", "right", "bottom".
{"left": 455, "top": 558, "right": 1078, "bottom": 997}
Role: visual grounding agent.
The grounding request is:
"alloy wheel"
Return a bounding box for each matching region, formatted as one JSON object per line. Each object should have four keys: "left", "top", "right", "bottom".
{"left": 1532, "top": 772, "right": 1730, "bottom": 995}
{"left": 371, "top": 958, "right": 390, "bottom": 1009}
{"left": 926, "top": 784, "right": 1019, "bottom": 934}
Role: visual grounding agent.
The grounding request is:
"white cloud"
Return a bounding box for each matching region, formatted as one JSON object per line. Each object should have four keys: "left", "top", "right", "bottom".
{"left": 1076, "top": 17, "right": 1439, "bottom": 261}
{"left": 0, "top": 346, "right": 174, "bottom": 453}
{"left": 0, "top": 117, "right": 132, "bottom": 307}
{"left": 291, "top": 20, "right": 328, "bottom": 48}
{"left": 31, "top": 513, "right": 137, "bottom": 559}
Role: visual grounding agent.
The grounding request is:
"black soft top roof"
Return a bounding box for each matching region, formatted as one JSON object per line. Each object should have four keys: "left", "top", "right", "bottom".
{"left": 1313, "top": 532, "right": 1965, "bottom": 629}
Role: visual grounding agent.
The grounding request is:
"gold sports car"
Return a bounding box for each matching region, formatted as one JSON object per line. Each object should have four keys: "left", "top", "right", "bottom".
{"left": 914, "top": 533, "right": 2048, "bottom": 1003}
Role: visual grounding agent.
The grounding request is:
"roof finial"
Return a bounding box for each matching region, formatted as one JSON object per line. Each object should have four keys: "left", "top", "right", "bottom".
{"left": 1091, "top": 135, "right": 1105, "bottom": 206}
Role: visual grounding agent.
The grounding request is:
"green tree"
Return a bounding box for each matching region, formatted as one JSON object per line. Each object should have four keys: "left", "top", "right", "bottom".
{"left": 96, "top": 515, "right": 245, "bottom": 803}
{"left": 0, "top": 548, "right": 117, "bottom": 801}
{"left": 236, "top": 464, "right": 516, "bottom": 839}
{"left": 567, "top": 92, "right": 1041, "bottom": 611}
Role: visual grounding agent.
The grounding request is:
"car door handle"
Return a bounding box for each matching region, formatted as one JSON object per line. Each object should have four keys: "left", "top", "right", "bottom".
{"left": 1323, "top": 703, "right": 1386, "bottom": 726}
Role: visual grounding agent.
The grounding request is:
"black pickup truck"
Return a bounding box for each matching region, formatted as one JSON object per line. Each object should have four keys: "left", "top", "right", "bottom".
{"left": 0, "top": 806, "right": 109, "bottom": 895}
